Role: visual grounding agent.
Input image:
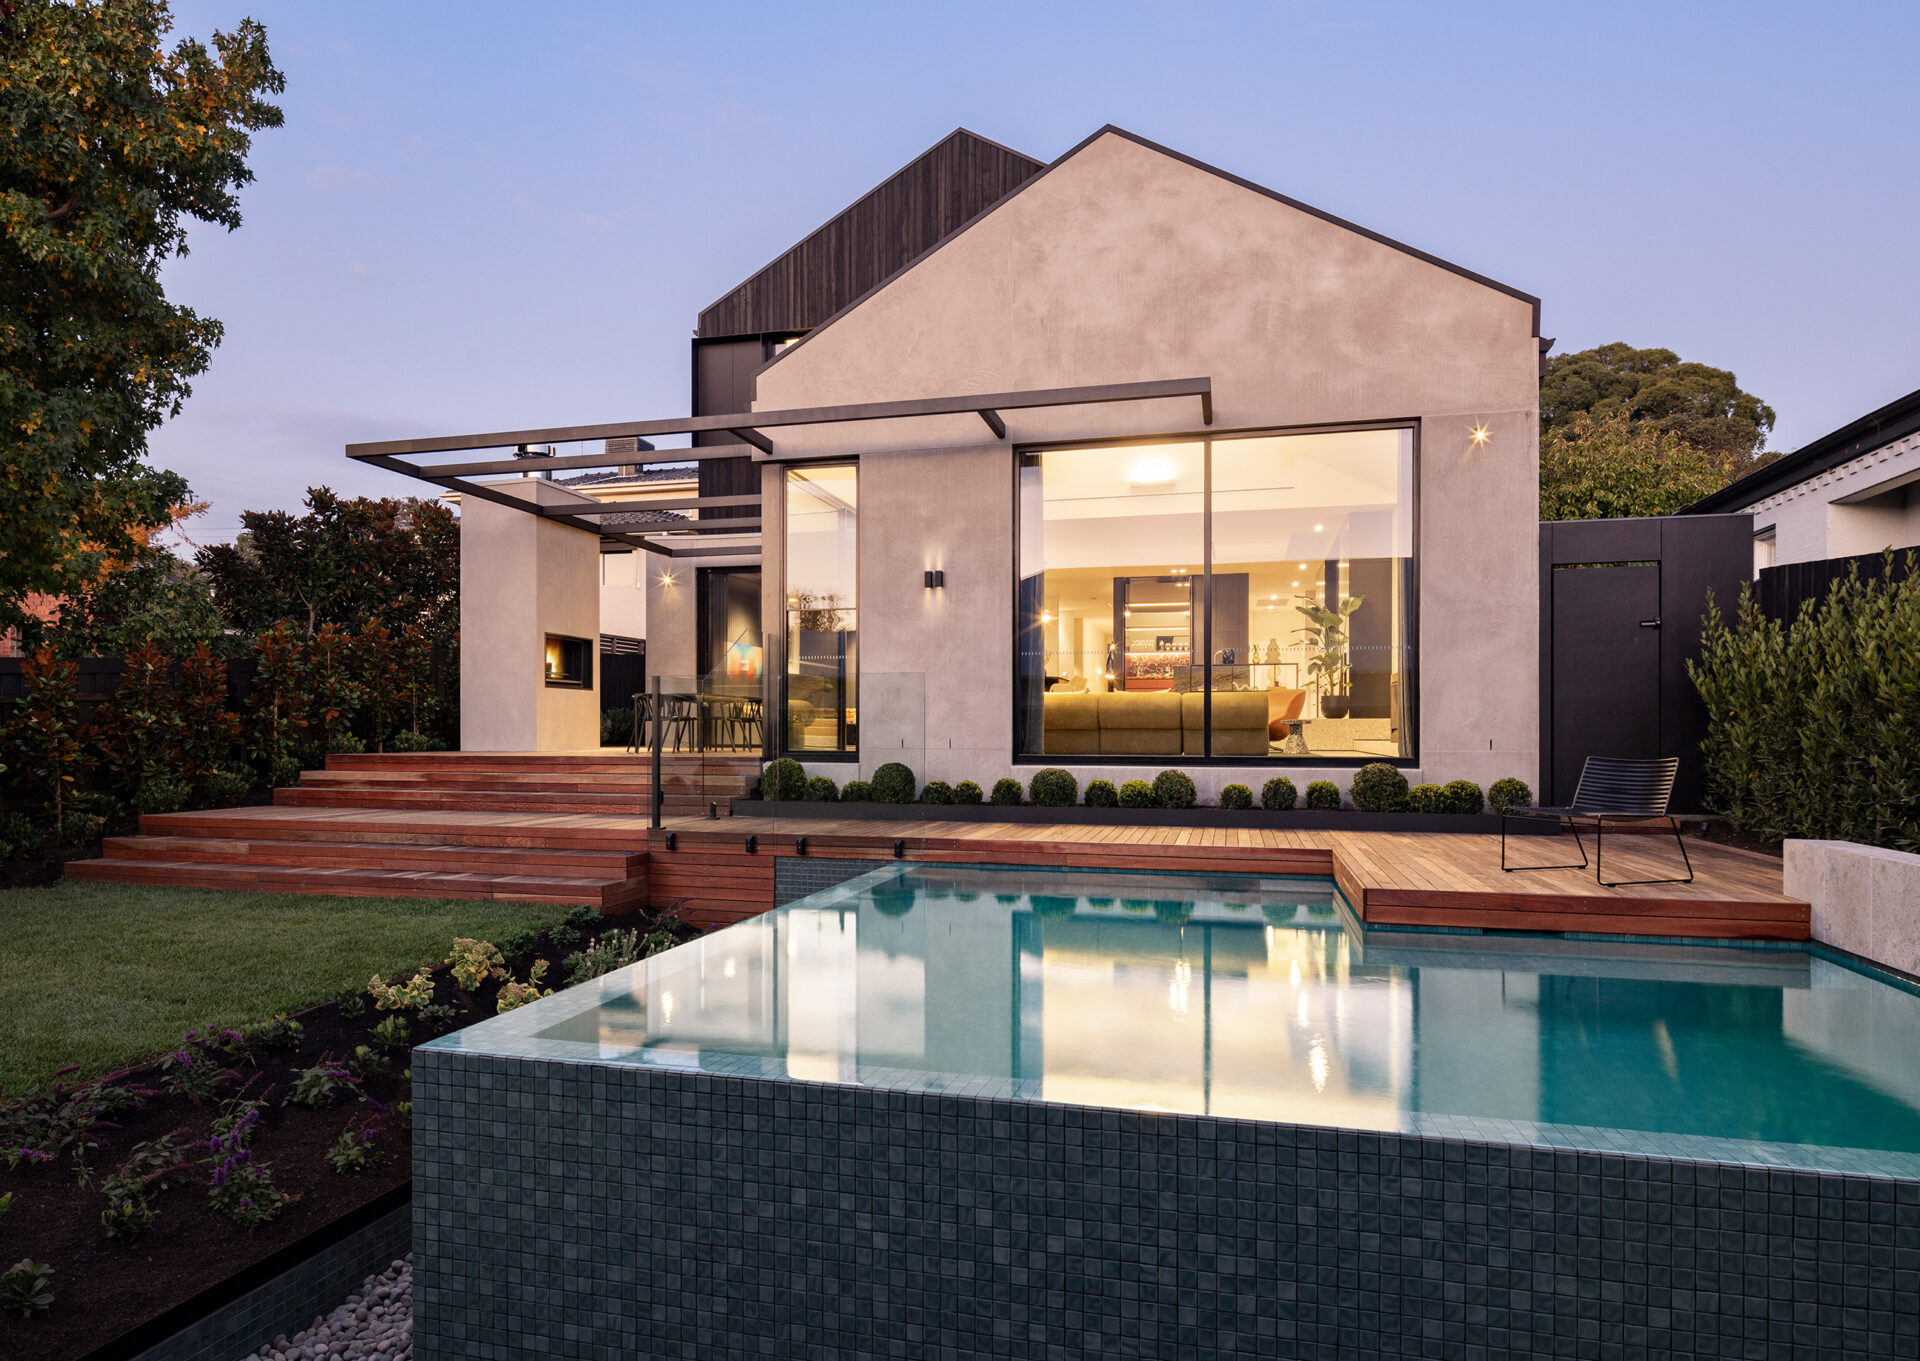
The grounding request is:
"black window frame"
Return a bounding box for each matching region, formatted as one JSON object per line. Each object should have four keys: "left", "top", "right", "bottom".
{"left": 1010, "top": 418, "right": 1421, "bottom": 768}
{"left": 778, "top": 459, "right": 861, "bottom": 763}
{"left": 543, "top": 633, "right": 593, "bottom": 689}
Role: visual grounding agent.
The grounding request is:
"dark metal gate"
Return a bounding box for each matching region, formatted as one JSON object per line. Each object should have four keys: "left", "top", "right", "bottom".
{"left": 1538, "top": 514, "right": 1750, "bottom": 812}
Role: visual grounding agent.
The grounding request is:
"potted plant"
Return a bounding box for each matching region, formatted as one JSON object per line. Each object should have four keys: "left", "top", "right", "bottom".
{"left": 1293, "top": 593, "right": 1365, "bottom": 719}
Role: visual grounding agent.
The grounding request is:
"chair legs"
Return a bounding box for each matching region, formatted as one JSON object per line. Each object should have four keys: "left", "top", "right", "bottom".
{"left": 1500, "top": 814, "right": 1588, "bottom": 873}
{"left": 1596, "top": 816, "right": 1695, "bottom": 888}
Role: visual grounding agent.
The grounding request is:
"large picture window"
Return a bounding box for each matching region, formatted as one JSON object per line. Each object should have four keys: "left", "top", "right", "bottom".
{"left": 1016, "top": 427, "right": 1414, "bottom": 762}
{"left": 784, "top": 463, "right": 858, "bottom": 755}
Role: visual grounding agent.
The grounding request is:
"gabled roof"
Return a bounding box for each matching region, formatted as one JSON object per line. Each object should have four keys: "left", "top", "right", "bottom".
{"left": 758, "top": 124, "right": 1541, "bottom": 376}
{"left": 1683, "top": 384, "right": 1920, "bottom": 514}
{"left": 696, "top": 128, "right": 1045, "bottom": 338}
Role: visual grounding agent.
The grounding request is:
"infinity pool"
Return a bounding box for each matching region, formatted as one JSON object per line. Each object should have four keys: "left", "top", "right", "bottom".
{"left": 431, "top": 863, "right": 1920, "bottom": 1176}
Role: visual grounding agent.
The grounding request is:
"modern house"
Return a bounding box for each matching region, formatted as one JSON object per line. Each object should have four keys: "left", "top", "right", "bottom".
{"left": 1684, "top": 383, "right": 1920, "bottom": 575}
{"left": 355, "top": 126, "right": 1548, "bottom": 797}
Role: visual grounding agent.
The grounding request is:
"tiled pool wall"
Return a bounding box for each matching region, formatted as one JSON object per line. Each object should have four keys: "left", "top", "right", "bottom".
{"left": 773, "top": 853, "right": 888, "bottom": 906}
{"left": 413, "top": 1048, "right": 1920, "bottom": 1361}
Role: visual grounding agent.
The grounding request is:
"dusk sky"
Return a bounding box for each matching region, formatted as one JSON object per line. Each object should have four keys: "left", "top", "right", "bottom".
{"left": 156, "top": 1, "right": 1920, "bottom": 544}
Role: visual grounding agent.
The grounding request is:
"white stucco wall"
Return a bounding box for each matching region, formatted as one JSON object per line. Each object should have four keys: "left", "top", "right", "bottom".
{"left": 1746, "top": 429, "right": 1920, "bottom": 571}
{"left": 752, "top": 130, "right": 1540, "bottom": 793}
{"left": 459, "top": 480, "right": 601, "bottom": 751}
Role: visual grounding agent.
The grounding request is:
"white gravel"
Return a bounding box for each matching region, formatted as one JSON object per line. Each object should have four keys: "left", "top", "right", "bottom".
{"left": 237, "top": 1254, "right": 412, "bottom": 1361}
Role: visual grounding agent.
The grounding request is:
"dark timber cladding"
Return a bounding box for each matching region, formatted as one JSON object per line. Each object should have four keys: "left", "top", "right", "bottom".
{"left": 695, "top": 130, "right": 1044, "bottom": 338}
{"left": 694, "top": 130, "right": 1044, "bottom": 519}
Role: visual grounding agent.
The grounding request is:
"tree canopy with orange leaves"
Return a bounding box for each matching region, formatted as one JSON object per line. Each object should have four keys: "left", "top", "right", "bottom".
{"left": 0, "top": 0, "right": 283, "bottom": 633}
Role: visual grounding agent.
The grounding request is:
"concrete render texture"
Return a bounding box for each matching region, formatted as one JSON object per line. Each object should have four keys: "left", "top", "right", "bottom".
{"left": 458, "top": 479, "right": 600, "bottom": 751}
{"left": 755, "top": 130, "right": 1541, "bottom": 792}
{"left": 1787, "top": 838, "right": 1920, "bottom": 977}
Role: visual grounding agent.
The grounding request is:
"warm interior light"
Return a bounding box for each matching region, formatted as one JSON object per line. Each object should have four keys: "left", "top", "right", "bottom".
{"left": 1313, "top": 524, "right": 1324, "bottom": 533}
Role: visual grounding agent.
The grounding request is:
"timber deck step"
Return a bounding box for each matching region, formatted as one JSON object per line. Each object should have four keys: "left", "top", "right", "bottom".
{"left": 135, "top": 805, "right": 659, "bottom": 852}
{"left": 67, "top": 855, "right": 645, "bottom": 908}
{"left": 274, "top": 786, "right": 713, "bottom": 816}
{"left": 294, "top": 771, "right": 747, "bottom": 795}
{"left": 99, "top": 834, "right": 642, "bottom": 876}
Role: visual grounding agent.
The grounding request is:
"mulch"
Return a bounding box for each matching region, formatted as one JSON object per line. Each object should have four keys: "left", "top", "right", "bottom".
{"left": 0, "top": 927, "right": 614, "bottom": 1361}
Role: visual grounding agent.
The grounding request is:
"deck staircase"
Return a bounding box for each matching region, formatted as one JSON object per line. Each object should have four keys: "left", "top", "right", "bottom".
{"left": 65, "top": 751, "right": 759, "bottom": 910}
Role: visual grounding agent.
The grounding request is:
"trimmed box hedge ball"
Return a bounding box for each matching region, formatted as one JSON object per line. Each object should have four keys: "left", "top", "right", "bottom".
{"left": 1084, "top": 779, "right": 1119, "bottom": 808}
{"left": 870, "top": 762, "right": 917, "bottom": 804}
{"left": 1349, "top": 762, "right": 1409, "bottom": 813}
{"left": 841, "top": 780, "right": 872, "bottom": 802}
{"left": 1152, "top": 770, "right": 1197, "bottom": 809}
{"left": 1027, "top": 768, "right": 1079, "bottom": 808}
{"left": 1305, "top": 780, "right": 1341, "bottom": 811}
{"left": 1219, "top": 783, "right": 1253, "bottom": 810}
{"left": 1261, "top": 777, "right": 1298, "bottom": 811}
{"left": 804, "top": 775, "right": 839, "bottom": 802}
{"left": 761, "top": 758, "right": 806, "bottom": 801}
{"left": 920, "top": 779, "right": 953, "bottom": 805}
{"left": 1118, "top": 779, "right": 1156, "bottom": 809}
{"left": 1488, "top": 777, "right": 1532, "bottom": 814}
{"left": 990, "top": 778, "right": 1024, "bottom": 806}
{"left": 951, "top": 780, "right": 983, "bottom": 805}
{"left": 1440, "top": 779, "right": 1485, "bottom": 815}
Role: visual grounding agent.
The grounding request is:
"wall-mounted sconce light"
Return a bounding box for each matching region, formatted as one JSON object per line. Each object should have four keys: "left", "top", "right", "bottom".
{"left": 795, "top": 836, "right": 808, "bottom": 857}
{"left": 664, "top": 832, "right": 676, "bottom": 851}
{"left": 923, "top": 569, "right": 945, "bottom": 589}
{"left": 659, "top": 570, "right": 678, "bottom": 588}
{"left": 745, "top": 834, "right": 758, "bottom": 854}
{"left": 1469, "top": 422, "right": 1491, "bottom": 446}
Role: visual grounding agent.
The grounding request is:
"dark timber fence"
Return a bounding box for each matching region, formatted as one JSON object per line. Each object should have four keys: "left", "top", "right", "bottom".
{"left": 1755, "top": 548, "right": 1918, "bottom": 623}
{"left": 0, "top": 655, "right": 260, "bottom": 717}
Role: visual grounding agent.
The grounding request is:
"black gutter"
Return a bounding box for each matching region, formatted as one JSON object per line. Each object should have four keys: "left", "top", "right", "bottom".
{"left": 1681, "top": 384, "right": 1920, "bottom": 515}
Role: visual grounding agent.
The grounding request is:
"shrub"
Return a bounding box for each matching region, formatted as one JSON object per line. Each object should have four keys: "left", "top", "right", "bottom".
{"left": 804, "top": 775, "right": 839, "bottom": 802}
{"left": 951, "top": 780, "right": 983, "bottom": 805}
{"left": 325, "top": 1120, "right": 380, "bottom": 1174}
{"left": 990, "top": 778, "right": 1023, "bottom": 806}
{"left": 1153, "top": 899, "right": 1192, "bottom": 926}
{"left": 565, "top": 928, "right": 645, "bottom": 983}
{"left": 136, "top": 776, "right": 189, "bottom": 816}
{"left": 371, "top": 1015, "right": 411, "bottom": 1051}
{"left": 761, "top": 758, "right": 807, "bottom": 801}
{"left": 1440, "top": 779, "right": 1486, "bottom": 815}
{"left": 1305, "top": 780, "right": 1341, "bottom": 811}
{"left": 205, "top": 768, "right": 254, "bottom": 808}
{"left": 841, "top": 779, "right": 873, "bottom": 802}
{"left": 1030, "top": 894, "right": 1078, "bottom": 919}
{"left": 1691, "top": 562, "right": 1920, "bottom": 851}
{"left": 1152, "top": 770, "right": 1197, "bottom": 809}
{"left": 244, "top": 1014, "right": 303, "bottom": 1050}
{"left": 286, "top": 1060, "right": 357, "bottom": 1109}
{"left": 158, "top": 1045, "right": 234, "bottom": 1104}
{"left": 1261, "top": 777, "right": 1298, "bottom": 811}
{"left": 57, "top": 812, "right": 105, "bottom": 848}
{"left": 496, "top": 926, "right": 542, "bottom": 963}
{"left": 447, "top": 938, "right": 505, "bottom": 992}
{"left": 391, "top": 728, "right": 442, "bottom": 753}
{"left": 1118, "top": 779, "right": 1156, "bottom": 809}
{"left": 2, "top": 1259, "right": 54, "bottom": 1318}
{"left": 871, "top": 762, "right": 917, "bottom": 804}
{"left": 1406, "top": 783, "right": 1443, "bottom": 814}
{"left": 1349, "top": 763, "right": 1409, "bottom": 813}
{"left": 101, "top": 1190, "right": 159, "bottom": 1241}
{"left": 1488, "top": 777, "right": 1533, "bottom": 815}
{"left": 1084, "top": 779, "right": 1118, "bottom": 808}
{"left": 1028, "top": 768, "right": 1078, "bottom": 807}
{"left": 348, "top": 1044, "right": 389, "bottom": 1079}
{"left": 920, "top": 780, "right": 953, "bottom": 805}
{"left": 368, "top": 971, "right": 433, "bottom": 1012}
{"left": 205, "top": 1152, "right": 285, "bottom": 1229}
{"left": 325, "top": 730, "right": 365, "bottom": 756}
{"left": 496, "top": 960, "right": 552, "bottom": 1013}
{"left": 0, "top": 811, "right": 42, "bottom": 861}
{"left": 1219, "top": 783, "right": 1253, "bottom": 810}
{"left": 334, "top": 984, "right": 365, "bottom": 1019}
{"left": 267, "top": 756, "right": 303, "bottom": 789}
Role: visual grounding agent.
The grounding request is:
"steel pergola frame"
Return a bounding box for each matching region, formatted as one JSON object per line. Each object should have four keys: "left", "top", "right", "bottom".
{"left": 346, "top": 377, "right": 1213, "bottom": 556}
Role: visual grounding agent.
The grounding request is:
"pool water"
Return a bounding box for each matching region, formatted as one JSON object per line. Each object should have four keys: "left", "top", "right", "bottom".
{"left": 431, "top": 863, "right": 1920, "bottom": 1176}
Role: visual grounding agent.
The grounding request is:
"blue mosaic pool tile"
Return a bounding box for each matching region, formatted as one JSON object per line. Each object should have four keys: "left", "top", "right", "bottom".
{"left": 413, "top": 1047, "right": 1917, "bottom": 1360}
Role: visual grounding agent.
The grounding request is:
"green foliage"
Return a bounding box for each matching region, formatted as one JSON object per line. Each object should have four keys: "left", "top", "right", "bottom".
{"left": 367, "top": 970, "right": 433, "bottom": 1012}
{"left": 101, "top": 1190, "right": 158, "bottom": 1241}
{"left": 495, "top": 926, "right": 542, "bottom": 964}
{"left": 1439, "top": 780, "right": 1485, "bottom": 815}
{"left": 1689, "top": 561, "right": 1920, "bottom": 851}
{"left": 350, "top": 620, "right": 405, "bottom": 753}
{"left": 1152, "top": 770, "right": 1197, "bottom": 809}
{"left": 159, "top": 1042, "right": 234, "bottom": 1104}
{"left": 760, "top": 758, "right": 807, "bottom": 801}
{"left": 1349, "top": 763, "right": 1410, "bottom": 813}
{"left": 804, "top": 775, "right": 839, "bottom": 802}
{"left": 285, "top": 1059, "right": 358, "bottom": 1109}
{"left": 371, "top": 1015, "right": 411, "bottom": 1051}
{"left": 1083, "top": 779, "right": 1118, "bottom": 808}
{"left": 1540, "top": 342, "right": 1775, "bottom": 466}
{"left": 170, "top": 644, "right": 240, "bottom": 801}
{"left": 1487, "top": 778, "right": 1533, "bottom": 815}
{"left": 870, "top": 762, "right": 917, "bottom": 804}
{"left": 1219, "top": 783, "right": 1253, "bottom": 811}
{"left": 840, "top": 779, "right": 872, "bottom": 802}
{"left": 1027, "top": 768, "right": 1078, "bottom": 808}
{"left": 1540, "top": 405, "right": 1736, "bottom": 521}
{"left": 2, "top": 1258, "right": 54, "bottom": 1319}
{"left": 495, "top": 959, "right": 551, "bottom": 1013}
{"left": 325, "top": 1118, "right": 379, "bottom": 1174}
{"left": 564, "top": 928, "right": 646, "bottom": 983}
{"left": 446, "top": 938, "right": 505, "bottom": 992}
{"left": 1030, "top": 894, "right": 1077, "bottom": 919}
{"left": 1118, "top": 779, "right": 1156, "bottom": 809}
{"left": 0, "top": 1, "right": 284, "bottom": 637}
{"left": 134, "top": 775, "right": 189, "bottom": 816}
{"left": 246, "top": 622, "right": 311, "bottom": 772}
{"left": 334, "top": 984, "right": 365, "bottom": 1019}
{"left": 600, "top": 706, "right": 634, "bottom": 748}
{"left": 205, "top": 1152, "right": 284, "bottom": 1229}
{"left": 3, "top": 651, "right": 92, "bottom": 839}
{"left": 205, "top": 767, "right": 254, "bottom": 808}
{"left": 1293, "top": 596, "right": 1366, "bottom": 697}
{"left": 306, "top": 624, "right": 361, "bottom": 758}
{"left": 244, "top": 1013, "right": 302, "bottom": 1050}
{"left": 990, "top": 777, "right": 1024, "bottom": 806}
{"left": 98, "top": 1131, "right": 189, "bottom": 1242}
{"left": 347, "top": 1043, "right": 387, "bottom": 1079}
{"left": 1406, "top": 783, "right": 1442, "bottom": 814}
{"left": 919, "top": 779, "right": 952, "bottom": 805}
{"left": 92, "top": 641, "right": 180, "bottom": 799}
{"left": 390, "top": 728, "right": 440, "bottom": 753}
{"left": 37, "top": 551, "right": 225, "bottom": 661}
{"left": 1260, "top": 777, "right": 1298, "bottom": 811}
{"left": 951, "top": 780, "right": 983, "bottom": 805}
{"left": 1304, "top": 780, "right": 1341, "bottom": 811}
{"left": 0, "top": 810, "right": 42, "bottom": 861}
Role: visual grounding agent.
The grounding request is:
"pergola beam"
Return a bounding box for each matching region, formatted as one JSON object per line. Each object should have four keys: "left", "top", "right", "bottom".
{"left": 977, "top": 408, "right": 1007, "bottom": 439}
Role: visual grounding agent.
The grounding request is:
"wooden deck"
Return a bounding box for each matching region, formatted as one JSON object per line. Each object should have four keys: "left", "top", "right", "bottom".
{"left": 649, "top": 814, "right": 1806, "bottom": 938}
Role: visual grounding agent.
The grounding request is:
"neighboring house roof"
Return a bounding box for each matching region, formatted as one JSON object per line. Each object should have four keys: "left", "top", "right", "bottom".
{"left": 597, "top": 508, "right": 689, "bottom": 527}
{"left": 554, "top": 466, "right": 696, "bottom": 490}
{"left": 758, "top": 123, "right": 1541, "bottom": 379}
{"left": 696, "top": 128, "right": 1046, "bottom": 338}
{"left": 1683, "top": 384, "right": 1920, "bottom": 514}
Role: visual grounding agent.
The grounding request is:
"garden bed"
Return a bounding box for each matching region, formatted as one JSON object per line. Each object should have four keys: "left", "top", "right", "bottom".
{"left": 729, "top": 798, "right": 1552, "bottom": 834}
{"left": 0, "top": 907, "right": 688, "bottom": 1361}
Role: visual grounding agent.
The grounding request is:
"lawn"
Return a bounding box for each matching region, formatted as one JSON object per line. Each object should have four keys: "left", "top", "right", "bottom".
{"left": 0, "top": 879, "right": 562, "bottom": 1091}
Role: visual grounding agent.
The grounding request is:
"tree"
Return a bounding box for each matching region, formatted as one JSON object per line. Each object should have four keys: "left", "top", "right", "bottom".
{"left": 0, "top": 2, "right": 284, "bottom": 636}
{"left": 1540, "top": 342, "right": 1777, "bottom": 467}
{"left": 34, "top": 548, "right": 225, "bottom": 658}
{"left": 1540, "top": 404, "right": 1735, "bottom": 521}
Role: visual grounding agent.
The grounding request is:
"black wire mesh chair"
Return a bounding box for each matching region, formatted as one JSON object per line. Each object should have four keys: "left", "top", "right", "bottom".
{"left": 1499, "top": 756, "right": 1693, "bottom": 888}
